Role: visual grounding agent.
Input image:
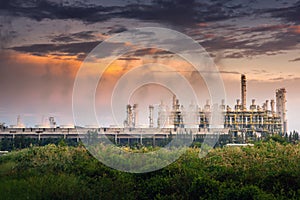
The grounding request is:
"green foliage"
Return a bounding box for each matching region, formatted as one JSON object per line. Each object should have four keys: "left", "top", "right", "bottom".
{"left": 58, "top": 138, "right": 68, "bottom": 147}
{"left": 0, "top": 142, "right": 299, "bottom": 199}
{"left": 265, "top": 134, "right": 289, "bottom": 145}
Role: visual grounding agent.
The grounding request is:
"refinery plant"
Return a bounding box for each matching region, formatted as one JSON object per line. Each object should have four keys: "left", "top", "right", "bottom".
{"left": 0, "top": 74, "right": 287, "bottom": 144}
{"left": 124, "top": 74, "right": 287, "bottom": 135}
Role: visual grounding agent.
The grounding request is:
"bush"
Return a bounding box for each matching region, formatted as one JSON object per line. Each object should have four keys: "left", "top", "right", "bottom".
{"left": 0, "top": 142, "right": 299, "bottom": 199}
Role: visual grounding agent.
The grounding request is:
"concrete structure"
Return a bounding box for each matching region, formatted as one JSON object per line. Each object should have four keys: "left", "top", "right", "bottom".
{"left": 0, "top": 126, "right": 230, "bottom": 147}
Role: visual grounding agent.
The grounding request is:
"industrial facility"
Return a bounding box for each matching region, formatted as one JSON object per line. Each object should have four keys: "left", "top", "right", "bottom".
{"left": 124, "top": 74, "right": 287, "bottom": 135}
{"left": 0, "top": 74, "right": 287, "bottom": 145}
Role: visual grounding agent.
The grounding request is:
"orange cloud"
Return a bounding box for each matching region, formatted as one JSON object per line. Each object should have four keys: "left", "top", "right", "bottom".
{"left": 95, "top": 55, "right": 207, "bottom": 112}
{"left": 289, "top": 25, "right": 300, "bottom": 34}
{"left": 2, "top": 51, "right": 81, "bottom": 80}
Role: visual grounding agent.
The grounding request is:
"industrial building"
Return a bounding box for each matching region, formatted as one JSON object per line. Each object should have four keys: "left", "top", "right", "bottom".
{"left": 125, "top": 74, "right": 287, "bottom": 135}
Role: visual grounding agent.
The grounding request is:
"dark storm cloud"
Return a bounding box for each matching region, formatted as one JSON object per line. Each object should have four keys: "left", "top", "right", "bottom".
{"left": 0, "top": 0, "right": 121, "bottom": 22}
{"left": 198, "top": 22, "right": 300, "bottom": 59}
{"left": 50, "top": 31, "right": 96, "bottom": 43}
{"left": 0, "top": 0, "right": 250, "bottom": 26}
{"left": 129, "top": 48, "right": 171, "bottom": 57}
{"left": 2, "top": 0, "right": 299, "bottom": 59}
{"left": 266, "top": 1, "right": 300, "bottom": 24}
{"left": 10, "top": 41, "right": 100, "bottom": 60}
{"left": 245, "top": 31, "right": 300, "bottom": 56}
{"left": 120, "top": 0, "right": 199, "bottom": 25}
{"left": 200, "top": 36, "right": 256, "bottom": 52}
{"left": 117, "top": 0, "right": 250, "bottom": 26}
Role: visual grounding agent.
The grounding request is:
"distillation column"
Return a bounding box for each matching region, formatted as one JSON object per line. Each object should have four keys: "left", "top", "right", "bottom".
{"left": 276, "top": 88, "right": 287, "bottom": 133}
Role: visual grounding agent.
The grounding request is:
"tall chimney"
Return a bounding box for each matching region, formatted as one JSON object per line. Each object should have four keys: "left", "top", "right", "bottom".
{"left": 241, "top": 74, "right": 247, "bottom": 111}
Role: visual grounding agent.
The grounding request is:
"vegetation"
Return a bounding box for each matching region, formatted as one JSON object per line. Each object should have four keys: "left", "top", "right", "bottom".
{"left": 0, "top": 137, "right": 78, "bottom": 151}
{"left": 0, "top": 139, "right": 299, "bottom": 199}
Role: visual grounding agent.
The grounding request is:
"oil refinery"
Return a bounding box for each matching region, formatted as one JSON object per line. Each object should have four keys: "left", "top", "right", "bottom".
{"left": 0, "top": 74, "right": 287, "bottom": 144}
{"left": 124, "top": 74, "right": 287, "bottom": 135}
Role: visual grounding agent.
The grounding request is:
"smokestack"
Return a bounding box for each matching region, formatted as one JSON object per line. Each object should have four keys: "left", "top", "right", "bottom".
{"left": 149, "top": 105, "right": 154, "bottom": 128}
{"left": 241, "top": 74, "right": 246, "bottom": 111}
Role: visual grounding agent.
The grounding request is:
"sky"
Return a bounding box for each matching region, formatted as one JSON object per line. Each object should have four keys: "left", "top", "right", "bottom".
{"left": 0, "top": 0, "right": 299, "bottom": 130}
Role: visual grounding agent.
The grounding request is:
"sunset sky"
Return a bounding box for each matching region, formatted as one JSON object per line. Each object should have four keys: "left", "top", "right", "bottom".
{"left": 0, "top": 0, "right": 299, "bottom": 130}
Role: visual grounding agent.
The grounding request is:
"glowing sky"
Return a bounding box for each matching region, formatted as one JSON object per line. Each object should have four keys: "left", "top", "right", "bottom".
{"left": 0, "top": 0, "right": 299, "bottom": 130}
